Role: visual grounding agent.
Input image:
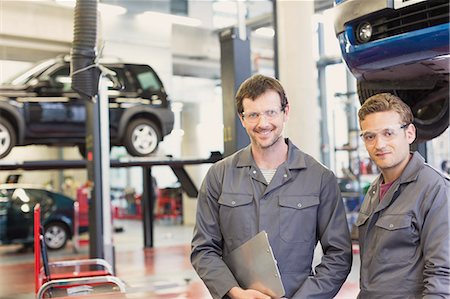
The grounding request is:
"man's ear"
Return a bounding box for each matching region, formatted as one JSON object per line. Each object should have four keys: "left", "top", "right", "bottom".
{"left": 406, "top": 123, "right": 417, "bottom": 144}
{"left": 238, "top": 113, "right": 245, "bottom": 127}
{"left": 283, "top": 104, "right": 290, "bottom": 120}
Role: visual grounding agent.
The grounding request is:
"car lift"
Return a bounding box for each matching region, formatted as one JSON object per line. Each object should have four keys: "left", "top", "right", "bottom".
{"left": 0, "top": 151, "right": 222, "bottom": 249}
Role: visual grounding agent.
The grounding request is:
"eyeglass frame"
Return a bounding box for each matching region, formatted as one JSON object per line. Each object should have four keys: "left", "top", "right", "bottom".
{"left": 359, "top": 123, "right": 411, "bottom": 145}
{"left": 240, "top": 107, "right": 286, "bottom": 123}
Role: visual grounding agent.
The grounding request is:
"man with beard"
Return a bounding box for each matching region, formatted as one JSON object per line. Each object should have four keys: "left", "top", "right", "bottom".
{"left": 356, "top": 93, "right": 450, "bottom": 298}
{"left": 191, "top": 74, "right": 352, "bottom": 299}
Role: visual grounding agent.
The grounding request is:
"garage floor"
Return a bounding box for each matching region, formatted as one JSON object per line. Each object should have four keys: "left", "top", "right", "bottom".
{"left": 0, "top": 219, "right": 360, "bottom": 299}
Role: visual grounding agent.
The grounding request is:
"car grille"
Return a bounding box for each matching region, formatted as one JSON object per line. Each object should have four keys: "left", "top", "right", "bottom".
{"left": 355, "top": 1, "right": 449, "bottom": 44}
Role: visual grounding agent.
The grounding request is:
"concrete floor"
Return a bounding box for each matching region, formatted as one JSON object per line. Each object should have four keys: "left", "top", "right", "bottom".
{"left": 0, "top": 219, "right": 360, "bottom": 298}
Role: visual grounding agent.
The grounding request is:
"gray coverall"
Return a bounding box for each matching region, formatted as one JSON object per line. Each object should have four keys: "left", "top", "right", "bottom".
{"left": 191, "top": 139, "right": 352, "bottom": 299}
{"left": 356, "top": 152, "right": 450, "bottom": 298}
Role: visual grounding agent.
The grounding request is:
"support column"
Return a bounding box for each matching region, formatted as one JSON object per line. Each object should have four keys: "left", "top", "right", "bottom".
{"left": 86, "top": 77, "right": 114, "bottom": 268}
{"left": 142, "top": 166, "right": 155, "bottom": 248}
{"left": 219, "top": 27, "right": 252, "bottom": 157}
{"left": 275, "top": 0, "right": 320, "bottom": 160}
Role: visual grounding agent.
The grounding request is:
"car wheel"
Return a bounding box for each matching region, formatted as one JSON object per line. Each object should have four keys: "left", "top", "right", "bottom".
{"left": 410, "top": 87, "right": 449, "bottom": 143}
{"left": 124, "top": 119, "right": 161, "bottom": 156}
{"left": 357, "top": 81, "right": 449, "bottom": 142}
{"left": 44, "top": 222, "right": 69, "bottom": 250}
{"left": 0, "top": 118, "right": 16, "bottom": 159}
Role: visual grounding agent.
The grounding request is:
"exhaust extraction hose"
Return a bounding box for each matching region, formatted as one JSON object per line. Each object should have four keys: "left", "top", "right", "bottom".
{"left": 71, "top": 0, "right": 100, "bottom": 98}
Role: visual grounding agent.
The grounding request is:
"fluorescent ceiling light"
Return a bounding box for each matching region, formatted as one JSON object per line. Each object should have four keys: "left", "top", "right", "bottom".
{"left": 254, "top": 27, "right": 274, "bottom": 38}
{"left": 138, "top": 11, "right": 201, "bottom": 27}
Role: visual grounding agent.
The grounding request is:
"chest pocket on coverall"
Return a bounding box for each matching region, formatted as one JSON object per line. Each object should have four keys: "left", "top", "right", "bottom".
{"left": 218, "top": 194, "right": 253, "bottom": 247}
{"left": 375, "top": 214, "right": 417, "bottom": 263}
{"left": 279, "top": 195, "right": 320, "bottom": 243}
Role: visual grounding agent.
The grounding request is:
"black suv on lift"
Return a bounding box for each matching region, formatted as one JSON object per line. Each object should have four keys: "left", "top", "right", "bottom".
{"left": 0, "top": 57, "right": 174, "bottom": 158}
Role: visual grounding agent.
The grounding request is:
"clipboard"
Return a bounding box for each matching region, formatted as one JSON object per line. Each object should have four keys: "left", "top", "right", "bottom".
{"left": 223, "top": 231, "right": 285, "bottom": 298}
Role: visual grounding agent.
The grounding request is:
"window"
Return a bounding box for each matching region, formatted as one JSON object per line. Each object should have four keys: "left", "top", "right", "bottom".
{"left": 9, "top": 188, "right": 53, "bottom": 214}
{"left": 107, "top": 67, "right": 129, "bottom": 91}
{"left": 49, "top": 67, "right": 71, "bottom": 92}
{"left": 130, "top": 65, "right": 162, "bottom": 91}
{"left": 46, "top": 65, "right": 129, "bottom": 93}
{"left": 137, "top": 71, "right": 161, "bottom": 91}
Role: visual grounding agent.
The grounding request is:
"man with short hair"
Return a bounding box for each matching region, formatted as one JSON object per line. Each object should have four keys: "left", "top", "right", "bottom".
{"left": 191, "top": 74, "right": 352, "bottom": 299}
{"left": 356, "top": 93, "right": 450, "bottom": 298}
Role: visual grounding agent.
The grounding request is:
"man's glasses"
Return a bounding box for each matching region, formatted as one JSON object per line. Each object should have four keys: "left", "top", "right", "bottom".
{"left": 241, "top": 108, "right": 284, "bottom": 123}
{"left": 360, "top": 124, "right": 410, "bottom": 145}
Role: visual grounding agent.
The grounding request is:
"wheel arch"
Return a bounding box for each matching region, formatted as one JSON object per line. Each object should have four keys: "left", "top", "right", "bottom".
{"left": 117, "top": 107, "right": 163, "bottom": 142}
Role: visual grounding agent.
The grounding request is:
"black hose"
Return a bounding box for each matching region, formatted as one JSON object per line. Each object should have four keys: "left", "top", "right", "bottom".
{"left": 71, "top": 0, "right": 100, "bottom": 98}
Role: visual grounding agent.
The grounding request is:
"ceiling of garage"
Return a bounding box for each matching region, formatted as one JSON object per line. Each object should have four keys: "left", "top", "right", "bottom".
{"left": 0, "top": 0, "right": 333, "bottom": 79}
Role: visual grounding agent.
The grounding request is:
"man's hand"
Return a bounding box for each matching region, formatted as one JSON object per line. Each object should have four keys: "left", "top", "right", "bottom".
{"left": 227, "top": 287, "right": 272, "bottom": 299}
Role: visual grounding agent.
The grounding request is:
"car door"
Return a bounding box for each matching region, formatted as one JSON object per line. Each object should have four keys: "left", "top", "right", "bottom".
{"left": 5, "top": 188, "right": 35, "bottom": 241}
{"left": 6, "top": 188, "right": 53, "bottom": 242}
{"left": 103, "top": 65, "right": 133, "bottom": 138}
{"left": 24, "top": 63, "right": 86, "bottom": 138}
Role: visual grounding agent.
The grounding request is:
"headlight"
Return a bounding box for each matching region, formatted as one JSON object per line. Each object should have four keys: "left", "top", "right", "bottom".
{"left": 357, "top": 22, "right": 372, "bottom": 43}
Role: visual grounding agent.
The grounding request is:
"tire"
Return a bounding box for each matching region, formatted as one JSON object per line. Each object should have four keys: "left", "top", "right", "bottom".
{"left": 0, "top": 118, "right": 16, "bottom": 159}
{"left": 410, "top": 87, "right": 449, "bottom": 143}
{"left": 124, "top": 119, "right": 161, "bottom": 156}
{"left": 357, "top": 81, "right": 449, "bottom": 142}
{"left": 44, "top": 222, "right": 69, "bottom": 250}
{"left": 357, "top": 80, "right": 399, "bottom": 105}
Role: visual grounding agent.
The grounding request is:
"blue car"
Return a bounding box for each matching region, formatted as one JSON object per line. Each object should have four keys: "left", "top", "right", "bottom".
{"left": 333, "top": 0, "right": 449, "bottom": 141}
{"left": 0, "top": 184, "right": 87, "bottom": 250}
